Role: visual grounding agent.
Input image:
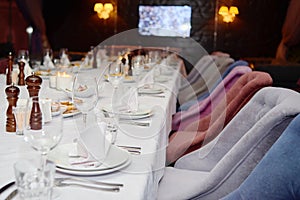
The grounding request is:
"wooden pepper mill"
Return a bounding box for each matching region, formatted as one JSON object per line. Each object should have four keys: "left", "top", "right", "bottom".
{"left": 25, "top": 73, "right": 43, "bottom": 130}
{"left": 5, "top": 84, "right": 20, "bottom": 132}
{"left": 6, "top": 52, "right": 13, "bottom": 85}
{"left": 18, "top": 61, "right": 25, "bottom": 86}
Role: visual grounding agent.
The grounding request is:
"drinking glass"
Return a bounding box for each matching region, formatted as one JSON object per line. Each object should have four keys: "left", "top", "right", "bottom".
{"left": 18, "top": 49, "right": 30, "bottom": 63}
{"left": 131, "top": 55, "right": 145, "bottom": 82}
{"left": 12, "top": 105, "right": 28, "bottom": 135}
{"left": 14, "top": 159, "right": 55, "bottom": 200}
{"left": 107, "top": 61, "right": 123, "bottom": 88}
{"left": 72, "top": 75, "right": 98, "bottom": 127}
{"left": 23, "top": 97, "right": 63, "bottom": 172}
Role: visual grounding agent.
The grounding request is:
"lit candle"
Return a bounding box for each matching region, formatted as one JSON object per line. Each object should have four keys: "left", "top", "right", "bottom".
{"left": 56, "top": 72, "right": 73, "bottom": 91}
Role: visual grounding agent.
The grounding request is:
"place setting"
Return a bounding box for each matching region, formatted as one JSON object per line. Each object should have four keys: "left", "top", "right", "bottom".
{"left": 48, "top": 120, "right": 132, "bottom": 176}
{"left": 98, "top": 85, "right": 154, "bottom": 128}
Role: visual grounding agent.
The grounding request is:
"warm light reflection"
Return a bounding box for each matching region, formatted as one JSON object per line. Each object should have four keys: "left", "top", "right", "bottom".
{"left": 218, "top": 6, "right": 239, "bottom": 23}
{"left": 94, "top": 3, "right": 114, "bottom": 20}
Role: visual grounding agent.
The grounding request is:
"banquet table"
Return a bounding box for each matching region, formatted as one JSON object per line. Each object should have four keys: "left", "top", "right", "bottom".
{"left": 0, "top": 59, "right": 184, "bottom": 200}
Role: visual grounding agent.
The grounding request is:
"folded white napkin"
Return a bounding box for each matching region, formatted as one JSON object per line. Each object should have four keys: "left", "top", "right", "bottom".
{"left": 137, "top": 69, "right": 154, "bottom": 88}
{"left": 80, "top": 53, "right": 93, "bottom": 68}
{"left": 70, "top": 122, "right": 110, "bottom": 167}
{"left": 43, "top": 54, "right": 55, "bottom": 69}
{"left": 118, "top": 87, "right": 139, "bottom": 113}
{"left": 60, "top": 52, "right": 70, "bottom": 66}
{"left": 17, "top": 59, "right": 33, "bottom": 78}
{"left": 97, "top": 49, "right": 108, "bottom": 59}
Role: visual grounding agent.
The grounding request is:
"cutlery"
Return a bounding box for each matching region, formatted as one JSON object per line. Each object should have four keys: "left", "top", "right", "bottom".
{"left": 119, "top": 120, "right": 150, "bottom": 127}
{"left": 117, "top": 145, "right": 141, "bottom": 155}
{"left": 55, "top": 177, "right": 123, "bottom": 187}
{"left": 138, "top": 93, "right": 165, "bottom": 98}
{"left": 5, "top": 189, "right": 17, "bottom": 200}
{"left": 54, "top": 179, "right": 120, "bottom": 192}
{"left": 117, "top": 145, "right": 141, "bottom": 150}
{"left": 0, "top": 181, "right": 15, "bottom": 194}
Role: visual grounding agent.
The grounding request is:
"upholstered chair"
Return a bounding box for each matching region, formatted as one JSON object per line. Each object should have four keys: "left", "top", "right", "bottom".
{"left": 168, "top": 72, "right": 273, "bottom": 165}
{"left": 222, "top": 113, "right": 300, "bottom": 199}
{"left": 179, "top": 60, "right": 249, "bottom": 111}
{"left": 158, "top": 87, "right": 300, "bottom": 200}
{"left": 178, "top": 55, "right": 234, "bottom": 104}
{"left": 173, "top": 66, "right": 252, "bottom": 130}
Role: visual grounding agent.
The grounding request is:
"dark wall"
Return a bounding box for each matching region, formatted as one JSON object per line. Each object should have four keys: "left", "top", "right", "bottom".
{"left": 43, "top": 0, "right": 290, "bottom": 61}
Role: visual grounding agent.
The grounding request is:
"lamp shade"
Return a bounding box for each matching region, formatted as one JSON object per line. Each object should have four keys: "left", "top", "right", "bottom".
{"left": 94, "top": 3, "right": 103, "bottom": 12}
{"left": 229, "top": 6, "right": 239, "bottom": 15}
{"left": 218, "top": 6, "right": 229, "bottom": 15}
{"left": 104, "top": 3, "right": 113, "bottom": 12}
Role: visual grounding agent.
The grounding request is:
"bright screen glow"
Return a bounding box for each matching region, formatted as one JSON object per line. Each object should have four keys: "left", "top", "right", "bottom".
{"left": 138, "top": 5, "right": 192, "bottom": 38}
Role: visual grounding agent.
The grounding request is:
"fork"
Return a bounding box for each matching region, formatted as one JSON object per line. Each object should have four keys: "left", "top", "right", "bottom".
{"left": 54, "top": 178, "right": 122, "bottom": 192}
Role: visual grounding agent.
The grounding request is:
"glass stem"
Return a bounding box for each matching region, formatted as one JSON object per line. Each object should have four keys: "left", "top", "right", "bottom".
{"left": 40, "top": 152, "right": 47, "bottom": 172}
{"left": 83, "top": 113, "right": 87, "bottom": 128}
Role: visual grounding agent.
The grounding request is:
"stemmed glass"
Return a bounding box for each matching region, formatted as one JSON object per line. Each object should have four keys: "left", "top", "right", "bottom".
{"left": 23, "top": 97, "right": 63, "bottom": 171}
{"left": 72, "top": 74, "right": 98, "bottom": 127}
{"left": 17, "top": 49, "right": 30, "bottom": 63}
{"left": 107, "top": 61, "right": 124, "bottom": 89}
{"left": 131, "top": 55, "right": 145, "bottom": 82}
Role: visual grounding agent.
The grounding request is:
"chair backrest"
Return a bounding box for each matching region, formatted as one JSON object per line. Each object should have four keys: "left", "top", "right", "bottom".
{"left": 158, "top": 87, "right": 300, "bottom": 200}
{"left": 222, "top": 114, "right": 300, "bottom": 200}
{"left": 172, "top": 66, "right": 252, "bottom": 130}
{"left": 167, "top": 71, "right": 273, "bottom": 164}
{"left": 178, "top": 56, "right": 234, "bottom": 104}
{"left": 179, "top": 61, "right": 250, "bottom": 111}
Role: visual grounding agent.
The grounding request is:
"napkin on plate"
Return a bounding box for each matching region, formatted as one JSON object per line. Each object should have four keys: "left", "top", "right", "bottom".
{"left": 118, "top": 87, "right": 139, "bottom": 113}
{"left": 60, "top": 52, "right": 70, "bottom": 66}
{"left": 17, "top": 59, "right": 33, "bottom": 78}
{"left": 137, "top": 68, "right": 154, "bottom": 88}
{"left": 43, "top": 54, "right": 55, "bottom": 69}
{"left": 69, "top": 122, "right": 111, "bottom": 167}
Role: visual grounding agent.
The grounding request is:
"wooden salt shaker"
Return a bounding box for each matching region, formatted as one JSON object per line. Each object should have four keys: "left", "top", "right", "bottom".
{"left": 6, "top": 52, "right": 13, "bottom": 85}
{"left": 18, "top": 61, "right": 25, "bottom": 86}
{"left": 25, "top": 73, "right": 43, "bottom": 130}
{"left": 5, "top": 84, "right": 20, "bottom": 132}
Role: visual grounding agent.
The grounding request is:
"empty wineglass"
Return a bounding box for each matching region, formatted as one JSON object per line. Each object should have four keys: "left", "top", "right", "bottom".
{"left": 72, "top": 75, "right": 98, "bottom": 127}
{"left": 17, "top": 49, "right": 30, "bottom": 63}
{"left": 107, "top": 60, "right": 124, "bottom": 88}
{"left": 131, "top": 55, "right": 145, "bottom": 82}
{"left": 23, "top": 97, "right": 63, "bottom": 172}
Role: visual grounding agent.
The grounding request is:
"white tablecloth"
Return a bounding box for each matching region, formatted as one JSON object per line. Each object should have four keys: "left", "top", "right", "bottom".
{"left": 0, "top": 60, "right": 184, "bottom": 200}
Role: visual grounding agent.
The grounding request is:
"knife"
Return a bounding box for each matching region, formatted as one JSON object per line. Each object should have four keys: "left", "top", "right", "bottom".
{"left": 0, "top": 181, "right": 15, "bottom": 194}
{"left": 5, "top": 189, "right": 17, "bottom": 200}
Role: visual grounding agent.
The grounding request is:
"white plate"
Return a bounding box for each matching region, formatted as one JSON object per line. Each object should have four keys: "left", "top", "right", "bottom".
{"left": 55, "top": 159, "right": 131, "bottom": 176}
{"left": 123, "top": 76, "right": 135, "bottom": 83}
{"left": 49, "top": 143, "right": 130, "bottom": 172}
{"left": 62, "top": 110, "right": 81, "bottom": 118}
{"left": 119, "top": 112, "right": 153, "bottom": 120}
{"left": 138, "top": 85, "right": 164, "bottom": 94}
{"left": 101, "top": 105, "right": 152, "bottom": 119}
{"left": 154, "top": 76, "right": 169, "bottom": 83}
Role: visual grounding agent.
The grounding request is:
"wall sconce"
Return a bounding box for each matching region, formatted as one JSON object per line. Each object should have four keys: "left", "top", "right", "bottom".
{"left": 94, "top": 3, "right": 114, "bottom": 19}
{"left": 218, "top": 6, "right": 239, "bottom": 23}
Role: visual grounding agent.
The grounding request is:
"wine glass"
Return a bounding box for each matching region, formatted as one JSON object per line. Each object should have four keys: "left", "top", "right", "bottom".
{"left": 107, "top": 60, "right": 124, "bottom": 88}
{"left": 72, "top": 75, "right": 98, "bottom": 127}
{"left": 131, "top": 55, "right": 145, "bottom": 82}
{"left": 23, "top": 97, "right": 63, "bottom": 171}
{"left": 17, "top": 49, "right": 30, "bottom": 63}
